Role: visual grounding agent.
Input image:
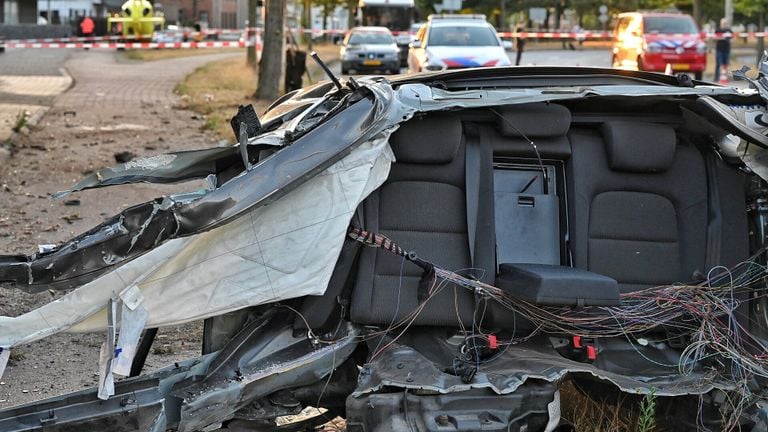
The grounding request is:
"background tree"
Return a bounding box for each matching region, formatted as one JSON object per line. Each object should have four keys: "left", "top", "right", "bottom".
{"left": 736, "top": 0, "right": 766, "bottom": 63}
{"left": 346, "top": 0, "right": 357, "bottom": 29}
{"left": 316, "top": 0, "right": 344, "bottom": 31}
{"left": 256, "top": 0, "right": 286, "bottom": 101}
{"left": 247, "top": 0, "right": 258, "bottom": 66}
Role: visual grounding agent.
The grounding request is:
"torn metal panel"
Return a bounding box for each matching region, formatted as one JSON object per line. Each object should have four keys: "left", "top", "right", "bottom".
{"left": 354, "top": 339, "right": 735, "bottom": 400}
{"left": 53, "top": 146, "right": 238, "bottom": 198}
{"left": 0, "top": 198, "right": 177, "bottom": 292}
{"left": 0, "top": 94, "right": 382, "bottom": 292}
{"left": 173, "top": 318, "right": 359, "bottom": 431}
{"left": 0, "top": 310, "right": 357, "bottom": 432}
{"left": 0, "top": 378, "right": 167, "bottom": 432}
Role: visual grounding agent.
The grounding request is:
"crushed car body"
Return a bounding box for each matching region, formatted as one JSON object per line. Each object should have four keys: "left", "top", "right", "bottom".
{"left": 3, "top": 61, "right": 768, "bottom": 431}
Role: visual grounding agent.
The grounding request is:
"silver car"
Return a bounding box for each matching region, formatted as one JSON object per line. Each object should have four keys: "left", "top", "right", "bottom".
{"left": 340, "top": 26, "right": 400, "bottom": 75}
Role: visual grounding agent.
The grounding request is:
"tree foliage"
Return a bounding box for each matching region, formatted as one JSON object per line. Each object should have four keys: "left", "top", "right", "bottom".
{"left": 315, "top": 0, "right": 344, "bottom": 29}
{"left": 735, "top": 0, "right": 765, "bottom": 18}
{"left": 448, "top": 0, "right": 738, "bottom": 29}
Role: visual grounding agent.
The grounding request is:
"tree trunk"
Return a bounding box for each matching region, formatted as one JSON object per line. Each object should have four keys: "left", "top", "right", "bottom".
{"left": 304, "top": 0, "right": 313, "bottom": 49}
{"left": 692, "top": 0, "right": 701, "bottom": 27}
{"left": 500, "top": 0, "right": 506, "bottom": 30}
{"left": 256, "top": 0, "right": 286, "bottom": 101}
{"left": 347, "top": 0, "right": 356, "bottom": 29}
{"left": 247, "top": 0, "right": 258, "bottom": 66}
{"left": 758, "top": 12, "right": 765, "bottom": 66}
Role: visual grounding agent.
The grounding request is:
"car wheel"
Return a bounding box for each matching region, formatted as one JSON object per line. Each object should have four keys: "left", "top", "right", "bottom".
{"left": 390, "top": 68, "right": 400, "bottom": 75}
{"left": 341, "top": 68, "right": 349, "bottom": 75}
{"left": 694, "top": 71, "right": 703, "bottom": 80}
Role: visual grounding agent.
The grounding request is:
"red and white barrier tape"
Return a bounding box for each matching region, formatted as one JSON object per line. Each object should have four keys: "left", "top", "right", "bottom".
{"left": 1, "top": 40, "right": 256, "bottom": 49}
{"left": 3, "top": 28, "right": 768, "bottom": 47}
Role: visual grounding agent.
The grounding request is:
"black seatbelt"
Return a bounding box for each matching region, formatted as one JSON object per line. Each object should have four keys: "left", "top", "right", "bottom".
{"left": 704, "top": 152, "right": 723, "bottom": 273}
{"left": 465, "top": 132, "right": 482, "bottom": 268}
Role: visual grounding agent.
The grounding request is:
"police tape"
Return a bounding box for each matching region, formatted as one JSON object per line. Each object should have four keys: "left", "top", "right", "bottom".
{"left": 2, "top": 29, "right": 766, "bottom": 47}
{"left": 1, "top": 41, "right": 258, "bottom": 49}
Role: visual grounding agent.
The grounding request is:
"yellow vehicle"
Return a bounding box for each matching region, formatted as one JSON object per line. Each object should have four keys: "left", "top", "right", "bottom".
{"left": 108, "top": 0, "right": 165, "bottom": 40}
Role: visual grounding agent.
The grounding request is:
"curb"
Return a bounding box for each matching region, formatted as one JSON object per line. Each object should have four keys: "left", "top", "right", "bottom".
{"left": 3, "top": 67, "right": 73, "bottom": 145}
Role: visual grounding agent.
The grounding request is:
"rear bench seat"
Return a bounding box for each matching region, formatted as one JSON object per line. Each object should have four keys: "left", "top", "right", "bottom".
{"left": 340, "top": 110, "right": 749, "bottom": 334}
{"left": 567, "top": 120, "right": 749, "bottom": 292}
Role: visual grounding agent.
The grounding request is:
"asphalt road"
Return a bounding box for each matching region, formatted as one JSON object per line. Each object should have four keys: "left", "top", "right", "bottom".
{"left": 335, "top": 48, "right": 613, "bottom": 76}
{"left": 0, "top": 48, "right": 72, "bottom": 76}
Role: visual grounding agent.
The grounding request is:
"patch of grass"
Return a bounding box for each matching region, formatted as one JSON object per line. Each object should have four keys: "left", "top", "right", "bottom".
{"left": 638, "top": 388, "right": 657, "bottom": 432}
{"left": 124, "top": 47, "right": 244, "bottom": 61}
{"left": 560, "top": 380, "right": 642, "bottom": 432}
{"left": 11, "top": 110, "right": 29, "bottom": 133}
{"left": 152, "top": 344, "right": 175, "bottom": 355}
{"left": 175, "top": 42, "right": 340, "bottom": 141}
{"left": 8, "top": 349, "right": 25, "bottom": 365}
{"left": 200, "top": 115, "right": 222, "bottom": 132}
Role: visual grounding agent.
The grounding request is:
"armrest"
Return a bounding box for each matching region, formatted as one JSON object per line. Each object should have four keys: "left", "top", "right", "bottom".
{"left": 496, "top": 263, "right": 620, "bottom": 307}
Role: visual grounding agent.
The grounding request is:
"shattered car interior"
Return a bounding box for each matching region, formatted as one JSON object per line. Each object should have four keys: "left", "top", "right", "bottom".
{"left": 4, "top": 60, "right": 768, "bottom": 431}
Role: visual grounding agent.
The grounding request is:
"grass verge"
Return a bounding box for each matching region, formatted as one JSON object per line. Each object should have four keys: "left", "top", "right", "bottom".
{"left": 174, "top": 42, "right": 340, "bottom": 140}
{"left": 560, "top": 380, "right": 658, "bottom": 432}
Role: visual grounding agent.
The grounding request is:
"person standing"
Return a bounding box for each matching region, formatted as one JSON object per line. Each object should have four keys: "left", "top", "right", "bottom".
{"left": 514, "top": 22, "right": 526, "bottom": 66}
{"left": 714, "top": 18, "right": 732, "bottom": 82}
{"left": 80, "top": 15, "right": 95, "bottom": 37}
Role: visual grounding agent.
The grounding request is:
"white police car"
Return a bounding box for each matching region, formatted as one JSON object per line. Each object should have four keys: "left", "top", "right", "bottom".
{"left": 408, "top": 14, "right": 511, "bottom": 72}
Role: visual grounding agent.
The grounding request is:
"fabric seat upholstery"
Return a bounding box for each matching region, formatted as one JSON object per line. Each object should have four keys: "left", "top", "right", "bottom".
{"left": 350, "top": 114, "right": 494, "bottom": 326}
{"left": 567, "top": 121, "right": 709, "bottom": 292}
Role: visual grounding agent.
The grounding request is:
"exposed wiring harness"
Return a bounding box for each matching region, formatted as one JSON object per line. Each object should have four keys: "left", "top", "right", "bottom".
{"left": 347, "top": 225, "right": 768, "bottom": 429}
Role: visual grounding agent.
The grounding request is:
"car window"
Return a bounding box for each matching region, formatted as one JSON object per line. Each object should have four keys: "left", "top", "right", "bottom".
{"left": 643, "top": 16, "right": 698, "bottom": 34}
{"left": 427, "top": 26, "right": 500, "bottom": 47}
{"left": 348, "top": 32, "right": 394, "bottom": 45}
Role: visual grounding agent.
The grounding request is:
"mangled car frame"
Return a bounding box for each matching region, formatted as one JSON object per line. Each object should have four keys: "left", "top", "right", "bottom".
{"left": 4, "top": 60, "right": 768, "bottom": 431}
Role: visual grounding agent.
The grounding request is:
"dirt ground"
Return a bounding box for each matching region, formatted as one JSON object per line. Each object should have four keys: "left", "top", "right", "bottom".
{"left": 0, "top": 50, "right": 243, "bottom": 408}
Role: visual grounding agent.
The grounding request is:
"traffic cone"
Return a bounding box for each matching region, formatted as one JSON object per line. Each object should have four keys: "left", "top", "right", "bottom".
{"left": 664, "top": 63, "right": 673, "bottom": 75}
{"left": 718, "top": 65, "right": 729, "bottom": 85}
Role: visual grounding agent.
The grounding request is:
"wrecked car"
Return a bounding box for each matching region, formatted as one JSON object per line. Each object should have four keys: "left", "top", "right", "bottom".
{"left": 2, "top": 59, "right": 768, "bottom": 432}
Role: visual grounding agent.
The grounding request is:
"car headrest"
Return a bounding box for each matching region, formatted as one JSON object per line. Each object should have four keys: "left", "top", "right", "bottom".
{"left": 496, "top": 103, "right": 571, "bottom": 138}
{"left": 389, "top": 114, "right": 462, "bottom": 164}
{"left": 601, "top": 121, "right": 676, "bottom": 173}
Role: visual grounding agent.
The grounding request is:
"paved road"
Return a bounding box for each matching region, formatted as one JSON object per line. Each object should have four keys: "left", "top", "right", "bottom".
{"left": 513, "top": 48, "right": 611, "bottom": 67}
{"left": 335, "top": 48, "right": 613, "bottom": 76}
{"left": 0, "top": 48, "right": 72, "bottom": 76}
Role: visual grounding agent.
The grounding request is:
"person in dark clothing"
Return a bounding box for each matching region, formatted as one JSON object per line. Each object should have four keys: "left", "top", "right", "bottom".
{"left": 515, "top": 23, "right": 525, "bottom": 66}
{"left": 714, "top": 18, "right": 733, "bottom": 82}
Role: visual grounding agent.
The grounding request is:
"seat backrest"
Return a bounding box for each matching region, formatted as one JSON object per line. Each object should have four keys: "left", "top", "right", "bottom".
{"left": 350, "top": 113, "right": 494, "bottom": 326}
{"left": 567, "top": 121, "right": 709, "bottom": 292}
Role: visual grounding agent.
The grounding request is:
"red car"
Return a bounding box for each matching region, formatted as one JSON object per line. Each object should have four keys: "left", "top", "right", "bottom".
{"left": 612, "top": 12, "right": 706, "bottom": 80}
